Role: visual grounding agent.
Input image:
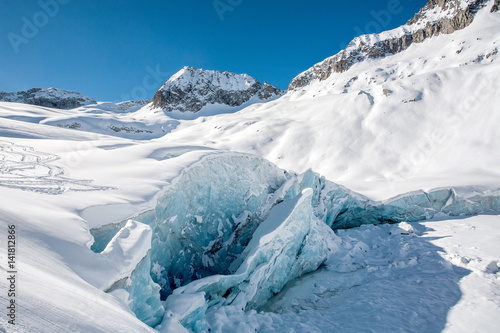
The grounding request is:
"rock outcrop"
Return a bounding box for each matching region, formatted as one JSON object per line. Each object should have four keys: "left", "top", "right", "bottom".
{"left": 492, "top": 0, "right": 500, "bottom": 12}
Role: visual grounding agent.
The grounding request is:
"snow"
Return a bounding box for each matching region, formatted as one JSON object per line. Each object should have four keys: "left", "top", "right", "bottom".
{"left": 189, "top": 215, "right": 500, "bottom": 333}
{"left": 164, "top": 67, "right": 258, "bottom": 92}
{"left": 0, "top": 1, "right": 499, "bottom": 332}
{"left": 163, "top": 2, "right": 500, "bottom": 200}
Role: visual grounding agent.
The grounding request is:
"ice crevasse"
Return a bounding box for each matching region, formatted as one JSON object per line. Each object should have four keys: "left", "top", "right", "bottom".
{"left": 89, "top": 152, "right": 500, "bottom": 330}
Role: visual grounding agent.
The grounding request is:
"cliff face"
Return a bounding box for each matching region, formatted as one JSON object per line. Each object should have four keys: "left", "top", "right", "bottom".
{"left": 289, "top": 0, "right": 490, "bottom": 90}
{"left": 152, "top": 67, "right": 284, "bottom": 113}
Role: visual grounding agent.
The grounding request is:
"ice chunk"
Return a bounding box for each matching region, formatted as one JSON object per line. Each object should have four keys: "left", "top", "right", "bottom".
{"left": 147, "top": 153, "right": 288, "bottom": 297}
{"left": 163, "top": 189, "right": 334, "bottom": 331}
{"left": 96, "top": 220, "right": 164, "bottom": 326}
{"left": 485, "top": 261, "right": 499, "bottom": 274}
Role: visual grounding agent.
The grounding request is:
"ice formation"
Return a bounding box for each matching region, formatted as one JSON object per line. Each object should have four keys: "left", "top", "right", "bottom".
{"left": 89, "top": 153, "right": 500, "bottom": 330}
{"left": 93, "top": 220, "right": 164, "bottom": 327}
{"left": 160, "top": 189, "right": 333, "bottom": 332}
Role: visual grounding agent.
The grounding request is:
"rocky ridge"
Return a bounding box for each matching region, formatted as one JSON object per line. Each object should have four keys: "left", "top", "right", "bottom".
{"left": 289, "top": 0, "right": 491, "bottom": 90}
{"left": 152, "top": 66, "right": 285, "bottom": 113}
{"left": 0, "top": 87, "right": 96, "bottom": 109}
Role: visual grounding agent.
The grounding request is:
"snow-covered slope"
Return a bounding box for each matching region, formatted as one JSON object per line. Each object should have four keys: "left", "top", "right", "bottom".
{"left": 0, "top": 0, "right": 499, "bottom": 332}
{"left": 0, "top": 87, "right": 96, "bottom": 109}
{"left": 0, "top": 101, "right": 178, "bottom": 140}
{"left": 152, "top": 66, "right": 284, "bottom": 114}
{"left": 165, "top": 0, "right": 500, "bottom": 199}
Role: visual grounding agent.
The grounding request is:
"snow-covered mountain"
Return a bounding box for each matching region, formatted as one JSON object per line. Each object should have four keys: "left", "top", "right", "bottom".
{"left": 0, "top": 87, "right": 96, "bottom": 109}
{"left": 166, "top": 0, "right": 500, "bottom": 199}
{"left": 0, "top": 0, "right": 499, "bottom": 332}
{"left": 290, "top": 0, "right": 488, "bottom": 90}
{"left": 152, "top": 66, "right": 284, "bottom": 113}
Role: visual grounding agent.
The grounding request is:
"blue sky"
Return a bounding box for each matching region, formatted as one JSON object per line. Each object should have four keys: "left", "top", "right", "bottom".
{"left": 0, "top": 0, "right": 426, "bottom": 102}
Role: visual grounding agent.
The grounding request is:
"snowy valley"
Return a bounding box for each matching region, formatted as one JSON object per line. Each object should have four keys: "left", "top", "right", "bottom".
{"left": 1, "top": 0, "right": 500, "bottom": 332}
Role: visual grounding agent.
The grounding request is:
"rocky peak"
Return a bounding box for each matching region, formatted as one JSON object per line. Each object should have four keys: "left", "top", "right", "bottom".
{"left": 0, "top": 87, "right": 96, "bottom": 109}
{"left": 289, "top": 0, "right": 490, "bottom": 90}
{"left": 259, "top": 81, "right": 284, "bottom": 100}
{"left": 152, "top": 67, "right": 284, "bottom": 113}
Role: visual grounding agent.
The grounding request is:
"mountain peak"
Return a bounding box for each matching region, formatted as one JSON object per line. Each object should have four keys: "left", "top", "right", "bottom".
{"left": 152, "top": 67, "right": 284, "bottom": 113}
{"left": 289, "top": 0, "right": 491, "bottom": 90}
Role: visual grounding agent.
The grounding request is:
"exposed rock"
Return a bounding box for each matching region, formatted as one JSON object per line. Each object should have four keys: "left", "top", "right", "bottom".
{"left": 492, "top": 0, "right": 500, "bottom": 12}
{"left": 258, "top": 81, "right": 285, "bottom": 100}
{"left": 113, "top": 99, "right": 151, "bottom": 112}
{"left": 152, "top": 67, "right": 284, "bottom": 113}
{"left": 0, "top": 87, "right": 96, "bottom": 109}
{"left": 289, "top": 0, "right": 489, "bottom": 90}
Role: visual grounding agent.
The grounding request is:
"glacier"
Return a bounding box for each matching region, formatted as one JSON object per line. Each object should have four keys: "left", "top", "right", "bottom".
{"left": 88, "top": 153, "right": 500, "bottom": 330}
{"left": 158, "top": 189, "right": 334, "bottom": 332}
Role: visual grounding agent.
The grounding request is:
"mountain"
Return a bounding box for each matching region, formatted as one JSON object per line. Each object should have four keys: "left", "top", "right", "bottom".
{"left": 290, "top": 0, "right": 489, "bottom": 90}
{"left": 166, "top": 0, "right": 500, "bottom": 198}
{"left": 152, "top": 66, "right": 284, "bottom": 113}
{"left": 0, "top": 87, "right": 96, "bottom": 109}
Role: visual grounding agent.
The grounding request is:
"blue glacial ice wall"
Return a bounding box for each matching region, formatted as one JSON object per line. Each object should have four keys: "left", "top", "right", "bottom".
{"left": 90, "top": 153, "right": 500, "bottom": 329}
{"left": 277, "top": 169, "right": 500, "bottom": 229}
{"left": 107, "top": 250, "right": 164, "bottom": 327}
{"left": 159, "top": 189, "right": 334, "bottom": 332}
{"left": 147, "top": 153, "right": 289, "bottom": 298}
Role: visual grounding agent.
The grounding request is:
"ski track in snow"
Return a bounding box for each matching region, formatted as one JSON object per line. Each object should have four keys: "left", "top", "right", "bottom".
{"left": 0, "top": 140, "right": 111, "bottom": 194}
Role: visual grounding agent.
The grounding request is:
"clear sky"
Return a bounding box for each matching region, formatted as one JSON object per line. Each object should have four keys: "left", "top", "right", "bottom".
{"left": 0, "top": 0, "right": 427, "bottom": 102}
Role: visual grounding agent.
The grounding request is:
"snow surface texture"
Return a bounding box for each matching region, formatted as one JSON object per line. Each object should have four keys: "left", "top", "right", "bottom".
{"left": 189, "top": 215, "right": 500, "bottom": 333}
{"left": 0, "top": 139, "right": 112, "bottom": 194}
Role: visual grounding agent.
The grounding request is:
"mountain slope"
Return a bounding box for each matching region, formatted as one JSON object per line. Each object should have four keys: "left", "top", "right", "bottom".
{"left": 164, "top": 0, "right": 500, "bottom": 199}
{"left": 290, "top": 0, "right": 490, "bottom": 90}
